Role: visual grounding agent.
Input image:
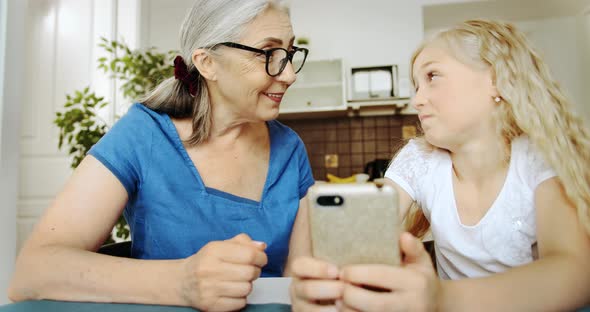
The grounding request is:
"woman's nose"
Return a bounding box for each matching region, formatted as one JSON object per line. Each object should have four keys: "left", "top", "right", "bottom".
{"left": 276, "top": 61, "right": 297, "bottom": 85}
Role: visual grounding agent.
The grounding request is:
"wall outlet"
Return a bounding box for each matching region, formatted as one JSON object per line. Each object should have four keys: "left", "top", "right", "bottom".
{"left": 325, "top": 154, "right": 339, "bottom": 168}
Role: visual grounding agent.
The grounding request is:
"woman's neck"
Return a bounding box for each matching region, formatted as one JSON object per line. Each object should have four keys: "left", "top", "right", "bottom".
{"left": 209, "top": 102, "right": 265, "bottom": 143}
{"left": 171, "top": 110, "right": 265, "bottom": 150}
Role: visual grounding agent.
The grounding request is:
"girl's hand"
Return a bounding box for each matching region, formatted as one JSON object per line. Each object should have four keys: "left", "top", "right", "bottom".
{"left": 339, "top": 232, "right": 439, "bottom": 312}
{"left": 289, "top": 256, "right": 344, "bottom": 312}
{"left": 180, "top": 233, "right": 268, "bottom": 312}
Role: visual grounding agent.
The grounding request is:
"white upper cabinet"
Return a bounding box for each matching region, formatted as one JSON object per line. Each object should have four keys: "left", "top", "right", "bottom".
{"left": 280, "top": 59, "right": 346, "bottom": 114}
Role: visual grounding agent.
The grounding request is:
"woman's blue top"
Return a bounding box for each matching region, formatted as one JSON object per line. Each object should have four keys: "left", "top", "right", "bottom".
{"left": 89, "top": 103, "right": 314, "bottom": 277}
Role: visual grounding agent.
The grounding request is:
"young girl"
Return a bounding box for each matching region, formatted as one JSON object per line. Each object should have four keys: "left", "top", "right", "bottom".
{"left": 288, "top": 19, "right": 590, "bottom": 311}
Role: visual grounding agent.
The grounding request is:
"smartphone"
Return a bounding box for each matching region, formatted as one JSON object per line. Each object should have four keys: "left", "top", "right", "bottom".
{"left": 307, "top": 182, "right": 401, "bottom": 267}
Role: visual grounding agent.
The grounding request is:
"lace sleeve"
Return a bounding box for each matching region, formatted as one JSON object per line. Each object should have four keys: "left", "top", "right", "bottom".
{"left": 384, "top": 139, "right": 432, "bottom": 202}
{"left": 521, "top": 138, "right": 557, "bottom": 189}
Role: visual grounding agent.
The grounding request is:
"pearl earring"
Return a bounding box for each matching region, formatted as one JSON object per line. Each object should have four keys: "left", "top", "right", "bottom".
{"left": 494, "top": 96, "right": 501, "bottom": 103}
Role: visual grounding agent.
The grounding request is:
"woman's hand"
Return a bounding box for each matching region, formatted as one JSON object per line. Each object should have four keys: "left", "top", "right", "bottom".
{"left": 180, "top": 233, "right": 268, "bottom": 312}
{"left": 338, "top": 232, "right": 439, "bottom": 312}
{"left": 289, "top": 256, "right": 344, "bottom": 312}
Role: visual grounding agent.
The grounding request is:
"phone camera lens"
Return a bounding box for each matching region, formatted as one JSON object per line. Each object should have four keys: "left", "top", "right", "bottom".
{"left": 317, "top": 195, "right": 344, "bottom": 206}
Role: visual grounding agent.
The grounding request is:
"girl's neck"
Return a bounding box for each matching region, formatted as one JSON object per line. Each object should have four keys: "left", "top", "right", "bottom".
{"left": 450, "top": 136, "right": 510, "bottom": 184}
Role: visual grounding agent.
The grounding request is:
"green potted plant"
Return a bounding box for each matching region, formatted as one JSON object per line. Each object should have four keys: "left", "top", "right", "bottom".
{"left": 54, "top": 38, "right": 176, "bottom": 243}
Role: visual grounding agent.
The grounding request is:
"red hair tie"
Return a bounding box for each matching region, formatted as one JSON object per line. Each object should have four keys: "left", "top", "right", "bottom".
{"left": 174, "top": 55, "right": 198, "bottom": 96}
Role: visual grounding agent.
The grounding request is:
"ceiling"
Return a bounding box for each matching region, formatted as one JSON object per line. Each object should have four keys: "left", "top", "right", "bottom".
{"left": 423, "top": 0, "right": 590, "bottom": 30}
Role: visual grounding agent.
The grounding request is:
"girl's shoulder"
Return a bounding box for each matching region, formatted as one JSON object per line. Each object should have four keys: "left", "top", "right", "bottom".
{"left": 511, "top": 135, "right": 556, "bottom": 188}
{"left": 395, "top": 138, "right": 448, "bottom": 165}
{"left": 512, "top": 135, "right": 550, "bottom": 168}
{"left": 385, "top": 138, "right": 448, "bottom": 202}
{"left": 388, "top": 138, "right": 448, "bottom": 180}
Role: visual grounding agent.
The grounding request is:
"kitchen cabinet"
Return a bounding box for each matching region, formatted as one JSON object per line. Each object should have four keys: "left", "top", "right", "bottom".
{"left": 280, "top": 59, "right": 346, "bottom": 114}
{"left": 280, "top": 59, "right": 415, "bottom": 118}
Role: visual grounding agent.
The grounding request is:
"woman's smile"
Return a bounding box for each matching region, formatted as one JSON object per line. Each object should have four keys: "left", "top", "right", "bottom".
{"left": 263, "top": 92, "right": 284, "bottom": 103}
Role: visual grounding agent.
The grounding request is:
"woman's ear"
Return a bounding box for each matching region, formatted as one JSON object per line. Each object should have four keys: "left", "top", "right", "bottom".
{"left": 192, "top": 49, "right": 217, "bottom": 81}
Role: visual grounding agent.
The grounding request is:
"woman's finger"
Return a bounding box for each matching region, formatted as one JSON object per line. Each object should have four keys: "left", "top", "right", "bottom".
{"left": 214, "top": 262, "right": 262, "bottom": 282}
{"left": 337, "top": 300, "right": 361, "bottom": 312}
{"left": 213, "top": 281, "right": 253, "bottom": 298}
{"left": 215, "top": 242, "right": 268, "bottom": 267}
{"left": 290, "top": 281, "right": 341, "bottom": 312}
{"left": 228, "top": 233, "right": 267, "bottom": 251}
{"left": 291, "top": 278, "right": 344, "bottom": 301}
{"left": 341, "top": 282, "right": 402, "bottom": 312}
{"left": 291, "top": 256, "right": 339, "bottom": 279}
{"left": 340, "top": 264, "right": 420, "bottom": 291}
{"left": 400, "top": 232, "right": 431, "bottom": 267}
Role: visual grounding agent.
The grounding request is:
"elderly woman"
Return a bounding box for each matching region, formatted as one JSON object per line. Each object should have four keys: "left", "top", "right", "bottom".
{"left": 9, "top": 0, "right": 312, "bottom": 311}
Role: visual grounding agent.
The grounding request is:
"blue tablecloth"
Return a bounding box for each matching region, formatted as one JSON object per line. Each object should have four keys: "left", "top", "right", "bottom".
{"left": 2, "top": 300, "right": 589, "bottom": 311}
{"left": 0, "top": 300, "right": 291, "bottom": 312}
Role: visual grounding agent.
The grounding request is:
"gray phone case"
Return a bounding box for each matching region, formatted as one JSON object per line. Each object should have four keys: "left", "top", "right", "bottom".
{"left": 308, "top": 183, "right": 401, "bottom": 267}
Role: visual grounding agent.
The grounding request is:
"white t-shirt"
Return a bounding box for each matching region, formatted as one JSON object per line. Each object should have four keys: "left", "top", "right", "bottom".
{"left": 384, "top": 136, "right": 556, "bottom": 279}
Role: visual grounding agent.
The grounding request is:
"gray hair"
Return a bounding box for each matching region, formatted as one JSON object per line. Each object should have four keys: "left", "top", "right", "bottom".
{"left": 141, "top": 0, "right": 289, "bottom": 146}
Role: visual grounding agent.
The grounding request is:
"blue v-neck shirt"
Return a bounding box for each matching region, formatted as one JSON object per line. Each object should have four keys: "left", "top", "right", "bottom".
{"left": 89, "top": 103, "right": 315, "bottom": 277}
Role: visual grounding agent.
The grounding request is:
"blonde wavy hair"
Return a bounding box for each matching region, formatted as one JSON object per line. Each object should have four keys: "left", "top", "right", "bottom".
{"left": 406, "top": 19, "right": 590, "bottom": 236}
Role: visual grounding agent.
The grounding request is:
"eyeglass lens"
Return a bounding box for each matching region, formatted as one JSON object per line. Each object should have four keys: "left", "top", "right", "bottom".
{"left": 268, "top": 49, "right": 306, "bottom": 76}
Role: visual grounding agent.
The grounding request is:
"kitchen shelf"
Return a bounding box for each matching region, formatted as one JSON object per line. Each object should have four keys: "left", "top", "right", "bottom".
{"left": 279, "top": 60, "right": 416, "bottom": 118}
{"left": 280, "top": 59, "right": 346, "bottom": 115}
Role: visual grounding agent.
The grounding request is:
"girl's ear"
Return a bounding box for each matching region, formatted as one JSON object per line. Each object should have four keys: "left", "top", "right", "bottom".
{"left": 489, "top": 68, "right": 500, "bottom": 98}
{"left": 192, "top": 49, "right": 217, "bottom": 81}
{"left": 491, "top": 83, "right": 501, "bottom": 102}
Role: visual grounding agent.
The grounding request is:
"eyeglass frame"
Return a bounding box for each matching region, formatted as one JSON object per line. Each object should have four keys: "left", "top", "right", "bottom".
{"left": 212, "top": 42, "right": 309, "bottom": 77}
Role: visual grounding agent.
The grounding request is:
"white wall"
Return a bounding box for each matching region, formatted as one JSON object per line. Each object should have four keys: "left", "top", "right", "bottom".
{"left": 290, "top": 0, "right": 424, "bottom": 79}
{"left": 0, "top": 2, "right": 4, "bottom": 143}
{"left": 423, "top": 0, "right": 588, "bottom": 121}
{"left": 17, "top": 0, "right": 138, "bottom": 256}
{"left": 516, "top": 17, "right": 583, "bottom": 114}
{"left": 142, "top": 0, "right": 426, "bottom": 82}
{"left": 17, "top": 0, "right": 95, "bottom": 257}
{"left": 425, "top": 15, "right": 585, "bottom": 121}
{"left": 0, "top": 0, "right": 27, "bottom": 304}
{"left": 578, "top": 7, "right": 590, "bottom": 121}
{"left": 139, "top": 0, "right": 193, "bottom": 51}
{"left": 423, "top": 0, "right": 590, "bottom": 28}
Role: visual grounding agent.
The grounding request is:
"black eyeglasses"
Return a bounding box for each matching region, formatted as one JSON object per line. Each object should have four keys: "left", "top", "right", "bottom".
{"left": 214, "top": 42, "right": 308, "bottom": 77}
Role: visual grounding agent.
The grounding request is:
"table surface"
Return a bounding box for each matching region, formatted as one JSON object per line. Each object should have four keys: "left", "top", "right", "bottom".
{"left": 0, "top": 277, "right": 293, "bottom": 312}
{"left": 0, "top": 300, "right": 291, "bottom": 312}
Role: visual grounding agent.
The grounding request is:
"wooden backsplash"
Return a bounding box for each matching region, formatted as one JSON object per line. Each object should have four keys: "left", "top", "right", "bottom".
{"left": 280, "top": 115, "right": 419, "bottom": 181}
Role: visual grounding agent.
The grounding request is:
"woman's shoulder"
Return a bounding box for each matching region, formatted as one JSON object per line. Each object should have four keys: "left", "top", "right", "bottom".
{"left": 109, "top": 103, "right": 169, "bottom": 137}
{"left": 118, "top": 103, "right": 165, "bottom": 125}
